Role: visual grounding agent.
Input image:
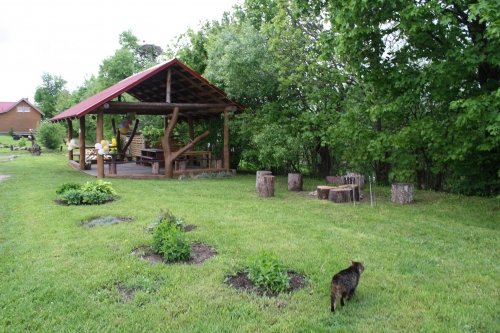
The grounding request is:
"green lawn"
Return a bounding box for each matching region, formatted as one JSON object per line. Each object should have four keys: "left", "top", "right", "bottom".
{"left": 0, "top": 140, "right": 499, "bottom": 332}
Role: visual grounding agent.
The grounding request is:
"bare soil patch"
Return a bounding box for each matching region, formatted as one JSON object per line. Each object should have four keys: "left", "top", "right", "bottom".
{"left": 81, "top": 216, "right": 134, "bottom": 227}
{"left": 226, "top": 271, "right": 306, "bottom": 297}
{"left": 132, "top": 243, "right": 216, "bottom": 266}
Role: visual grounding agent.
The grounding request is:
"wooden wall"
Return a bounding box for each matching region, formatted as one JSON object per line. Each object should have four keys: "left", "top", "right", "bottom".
{"left": 0, "top": 101, "right": 43, "bottom": 132}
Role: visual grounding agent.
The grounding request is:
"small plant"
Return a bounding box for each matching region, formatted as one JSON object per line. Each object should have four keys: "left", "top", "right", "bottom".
{"left": 151, "top": 222, "right": 191, "bottom": 263}
{"left": 56, "top": 182, "right": 82, "bottom": 195}
{"left": 246, "top": 250, "right": 290, "bottom": 293}
{"left": 56, "top": 180, "right": 117, "bottom": 205}
{"left": 81, "top": 180, "right": 117, "bottom": 196}
{"left": 148, "top": 209, "right": 186, "bottom": 231}
{"left": 59, "top": 189, "right": 84, "bottom": 206}
{"left": 8, "top": 127, "right": 14, "bottom": 137}
{"left": 18, "top": 137, "right": 27, "bottom": 147}
{"left": 82, "top": 190, "right": 108, "bottom": 205}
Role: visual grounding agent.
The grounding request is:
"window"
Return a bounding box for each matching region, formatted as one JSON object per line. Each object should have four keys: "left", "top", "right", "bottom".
{"left": 17, "top": 106, "right": 30, "bottom": 112}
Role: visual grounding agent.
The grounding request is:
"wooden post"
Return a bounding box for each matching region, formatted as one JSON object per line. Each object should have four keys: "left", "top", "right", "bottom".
{"left": 223, "top": 109, "right": 230, "bottom": 171}
{"left": 162, "top": 107, "right": 210, "bottom": 178}
{"left": 391, "top": 183, "right": 414, "bottom": 204}
{"left": 188, "top": 115, "right": 194, "bottom": 165}
{"left": 151, "top": 162, "right": 160, "bottom": 175}
{"left": 67, "top": 120, "right": 73, "bottom": 162}
{"left": 96, "top": 110, "right": 104, "bottom": 178}
{"left": 288, "top": 173, "right": 303, "bottom": 191}
{"left": 257, "top": 175, "right": 275, "bottom": 197}
{"left": 166, "top": 69, "right": 171, "bottom": 103}
{"left": 79, "top": 116, "right": 86, "bottom": 170}
{"left": 256, "top": 171, "right": 272, "bottom": 189}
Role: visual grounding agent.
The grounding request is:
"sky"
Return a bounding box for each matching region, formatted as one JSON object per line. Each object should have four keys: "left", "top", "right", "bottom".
{"left": 0, "top": 0, "right": 240, "bottom": 103}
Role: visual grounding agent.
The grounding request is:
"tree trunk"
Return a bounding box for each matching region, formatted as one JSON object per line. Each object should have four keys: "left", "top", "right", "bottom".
{"left": 391, "top": 183, "right": 414, "bottom": 204}
{"left": 288, "top": 173, "right": 303, "bottom": 191}
{"left": 257, "top": 175, "right": 275, "bottom": 197}
{"left": 317, "top": 186, "right": 334, "bottom": 199}
{"left": 256, "top": 171, "right": 272, "bottom": 189}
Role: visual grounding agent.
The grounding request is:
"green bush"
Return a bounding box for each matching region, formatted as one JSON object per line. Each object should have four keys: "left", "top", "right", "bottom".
{"left": 56, "top": 182, "right": 82, "bottom": 195}
{"left": 59, "top": 189, "right": 84, "bottom": 206}
{"left": 18, "top": 138, "right": 27, "bottom": 148}
{"left": 8, "top": 128, "right": 14, "bottom": 137}
{"left": 56, "top": 180, "right": 117, "bottom": 205}
{"left": 151, "top": 222, "right": 191, "bottom": 263}
{"left": 35, "top": 121, "right": 66, "bottom": 149}
{"left": 81, "top": 180, "right": 117, "bottom": 196}
{"left": 149, "top": 209, "right": 186, "bottom": 231}
{"left": 82, "top": 190, "right": 108, "bottom": 205}
{"left": 246, "top": 250, "right": 290, "bottom": 293}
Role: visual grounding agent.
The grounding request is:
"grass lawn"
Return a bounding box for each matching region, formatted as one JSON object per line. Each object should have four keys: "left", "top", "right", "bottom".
{"left": 0, "top": 136, "right": 499, "bottom": 332}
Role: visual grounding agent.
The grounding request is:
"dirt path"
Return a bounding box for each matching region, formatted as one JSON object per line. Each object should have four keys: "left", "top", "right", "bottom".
{"left": 0, "top": 174, "right": 10, "bottom": 182}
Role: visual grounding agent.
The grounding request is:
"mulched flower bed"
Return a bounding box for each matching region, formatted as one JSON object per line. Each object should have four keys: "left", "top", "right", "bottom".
{"left": 132, "top": 243, "right": 216, "bottom": 266}
{"left": 226, "top": 271, "right": 306, "bottom": 297}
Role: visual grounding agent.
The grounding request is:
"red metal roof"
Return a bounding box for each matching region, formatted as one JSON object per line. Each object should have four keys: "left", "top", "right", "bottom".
{"left": 49, "top": 58, "right": 243, "bottom": 122}
{"left": 0, "top": 98, "right": 45, "bottom": 116}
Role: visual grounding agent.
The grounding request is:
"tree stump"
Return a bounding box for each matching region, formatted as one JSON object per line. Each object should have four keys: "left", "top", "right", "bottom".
{"left": 391, "top": 183, "right": 414, "bottom": 204}
{"left": 317, "top": 186, "right": 334, "bottom": 199}
{"left": 329, "top": 187, "right": 352, "bottom": 203}
{"left": 288, "top": 173, "right": 303, "bottom": 191}
{"left": 257, "top": 175, "right": 275, "bottom": 197}
{"left": 256, "top": 171, "right": 272, "bottom": 189}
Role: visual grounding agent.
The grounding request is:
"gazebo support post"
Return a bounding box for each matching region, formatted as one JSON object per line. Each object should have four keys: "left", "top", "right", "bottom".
{"left": 96, "top": 110, "right": 104, "bottom": 178}
{"left": 162, "top": 107, "right": 210, "bottom": 178}
{"left": 79, "top": 116, "right": 86, "bottom": 170}
{"left": 67, "top": 120, "right": 73, "bottom": 162}
{"left": 188, "top": 115, "right": 194, "bottom": 165}
{"left": 223, "top": 108, "right": 231, "bottom": 171}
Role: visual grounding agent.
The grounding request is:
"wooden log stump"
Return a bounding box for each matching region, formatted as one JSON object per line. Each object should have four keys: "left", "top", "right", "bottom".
{"left": 257, "top": 175, "right": 275, "bottom": 197}
{"left": 317, "top": 186, "right": 334, "bottom": 199}
{"left": 288, "top": 173, "right": 303, "bottom": 191}
{"left": 256, "top": 171, "right": 272, "bottom": 189}
{"left": 342, "top": 184, "right": 360, "bottom": 201}
{"left": 391, "top": 183, "right": 414, "bottom": 204}
{"left": 329, "top": 187, "right": 352, "bottom": 203}
{"left": 151, "top": 162, "right": 160, "bottom": 175}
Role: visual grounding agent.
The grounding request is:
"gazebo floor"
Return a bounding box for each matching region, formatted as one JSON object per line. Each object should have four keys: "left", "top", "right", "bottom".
{"left": 75, "top": 161, "right": 227, "bottom": 179}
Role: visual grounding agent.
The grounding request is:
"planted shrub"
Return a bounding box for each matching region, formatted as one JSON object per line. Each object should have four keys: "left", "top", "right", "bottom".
{"left": 149, "top": 209, "right": 186, "bottom": 231}
{"left": 246, "top": 251, "right": 290, "bottom": 293}
{"left": 59, "top": 189, "right": 84, "bottom": 206}
{"left": 56, "top": 182, "right": 82, "bottom": 195}
{"left": 82, "top": 190, "right": 108, "bottom": 205}
{"left": 151, "top": 220, "right": 191, "bottom": 263}
{"left": 56, "top": 180, "right": 117, "bottom": 205}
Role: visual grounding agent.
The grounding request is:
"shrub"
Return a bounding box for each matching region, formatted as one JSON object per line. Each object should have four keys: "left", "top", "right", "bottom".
{"left": 151, "top": 222, "right": 191, "bottom": 263}
{"left": 149, "top": 209, "right": 186, "bottom": 231}
{"left": 56, "top": 180, "right": 117, "bottom": 205}
{"left": 18, "top": 138, "right": 27, "bottom": 147}
{"left": 81, "top": 180, "right": 117, "bottom": 196}
{"left": 56, "top": 182, "right": 82, "bottom": 195}
{"left": 82, "top": 190, "right": 108, "bottom": 205}
{"left": 246, "top": 250, "right": 290, "bottom": 293}
{"left": 35, "top": 121, "right": 66, "bottom": 149}
{"left": 8, "top": 127, "right": 14, "bottom": 137}
{"left": 59, "top": 189, "right": 84, "bottom": 205}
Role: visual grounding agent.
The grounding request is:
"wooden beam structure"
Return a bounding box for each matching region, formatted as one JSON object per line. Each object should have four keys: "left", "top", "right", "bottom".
{"left": 96, "top": 110, "right": 104, "bottom": 178}
{"left": 79, "top": 116, "right": 86, "bottom": 170}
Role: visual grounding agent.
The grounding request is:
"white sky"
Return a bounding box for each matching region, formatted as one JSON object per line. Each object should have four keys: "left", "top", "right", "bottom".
{"left": 0, "top": 0, "right": 240, "bottom": 103}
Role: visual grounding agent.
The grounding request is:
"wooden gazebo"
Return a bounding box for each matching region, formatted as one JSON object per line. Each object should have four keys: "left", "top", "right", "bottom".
{"left": 49, "top": 59, "right": 244, "bottom": 179}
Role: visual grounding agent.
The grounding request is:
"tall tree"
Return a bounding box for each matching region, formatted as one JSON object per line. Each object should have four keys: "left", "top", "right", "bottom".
{"left": 34, "top": 73, "right": 68, "bottom": 119}
{"left": 296, "top": 0, "right": 500, "bottom": 194}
